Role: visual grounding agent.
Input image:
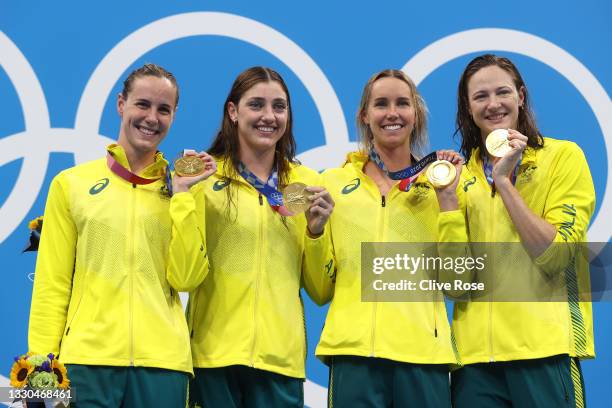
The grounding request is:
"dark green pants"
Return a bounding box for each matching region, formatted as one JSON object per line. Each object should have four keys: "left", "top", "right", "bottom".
{"left": 451, "top": 354, "right": 586, "bottom": 408}
{"left": 190, "top": 366, "right": 303, "bottom": 408}
{"left": 66, "top": 364, "right": 188, "bottom": 408}
{"left": 328, "top": 355, "right": 451, "bottom": 408}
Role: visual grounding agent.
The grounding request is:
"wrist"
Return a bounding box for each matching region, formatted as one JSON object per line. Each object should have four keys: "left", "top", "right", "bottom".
{"left": 307, "top": 225, "right": 323, "bottom": 238}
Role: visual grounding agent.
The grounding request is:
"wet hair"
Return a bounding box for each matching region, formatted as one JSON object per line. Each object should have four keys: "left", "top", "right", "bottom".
{"left": 356, "top": 69, "right": 428, "bottom": 157}
{"left": 208, "top": 66, "right": 297, "bottom": 218}
{"left": 121, "top": 63, "right": 179, "bottom": 107}
{"left": 455, "top": 54, "right": 543, "bottom": 163}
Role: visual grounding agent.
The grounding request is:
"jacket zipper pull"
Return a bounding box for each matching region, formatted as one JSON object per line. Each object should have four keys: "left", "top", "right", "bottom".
{"left": 381, "top": 195, "right": 386, "bottom": 207}
{"left": 491, "top": 183, "right": 496, "bottom": 197}
{"left": 258, "top": 194, "right": 263, "bottom": 206}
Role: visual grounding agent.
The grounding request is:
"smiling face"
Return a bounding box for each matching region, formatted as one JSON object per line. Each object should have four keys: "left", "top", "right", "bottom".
{"left": 362, "top": 77, "right": 416, "bottom": 151}
{"left": 467, "top": 65, "right": 525, "bottom": 140}
{"left": 117, "top": 75, "right": 177, "bottom": 159}
{"left": 227, "top": 81, "right": 289, "bottom": 156}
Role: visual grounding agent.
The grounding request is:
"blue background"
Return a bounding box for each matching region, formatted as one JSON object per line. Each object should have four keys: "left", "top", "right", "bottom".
{"left": 1, "top": 1, "right": 610, "bottom": 406}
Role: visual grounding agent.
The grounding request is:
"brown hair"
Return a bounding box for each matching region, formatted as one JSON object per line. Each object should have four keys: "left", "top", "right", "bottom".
{"left": 208, "top": 66, "right": 297, "bottom": 217}
{"left": 455, "top": 54, "right": 543, "bottom": 163}
{"left": 121, "top": 63, "right": 179, "bottom": 107}
{"left": 356, "top": 69, "right": 428, "bottom": 157}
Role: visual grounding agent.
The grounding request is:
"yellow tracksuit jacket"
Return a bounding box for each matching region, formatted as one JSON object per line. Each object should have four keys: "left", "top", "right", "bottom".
{"left": 188, "top": 160, "right": 334, "bottom": 379}
{"left": 453, "top": 137, "right": 595, "bottom": 364}
{"left": 29, "top": 144, "right": 208, "bottom": 374}
{"left": 315, "top": 152, "right": 465, "bottom": 365}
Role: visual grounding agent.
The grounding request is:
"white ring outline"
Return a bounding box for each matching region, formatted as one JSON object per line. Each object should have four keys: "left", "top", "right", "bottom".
{"left": 403, "top": 28, "right": 611, "bottom": 242}
{"left": 0, "top": 32, "right": 51, "bottom": 244}
{"left": 75, "top": 12, "right": 350, "bottom": 171}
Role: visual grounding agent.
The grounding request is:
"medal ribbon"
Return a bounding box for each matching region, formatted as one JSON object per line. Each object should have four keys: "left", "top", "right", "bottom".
{"left": 237, "top": 162, "right": 292, "bottom": 216}
{"left": 369, "top": 149, "right": 438, "bottom": 192}
{"left": 483, "top": 155, "right": 521, "bottom": 187}
{"left": 106, "top": 153, "right": 172, "bottom": 196}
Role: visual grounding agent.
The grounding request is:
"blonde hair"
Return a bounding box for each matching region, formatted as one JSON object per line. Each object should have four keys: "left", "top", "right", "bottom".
{"left": 356, "top": 69, "right": 428, "bottom": 157}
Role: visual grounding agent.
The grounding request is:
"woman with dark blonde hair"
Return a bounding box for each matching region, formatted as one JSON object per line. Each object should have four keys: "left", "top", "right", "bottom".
{"left": 187, "top": 66, "right": 335, "bottom": 407}
{"left": 451, "top": 54, "right": 595, "bottom": 407}
{"left": 315, "top": 69, "right": 465, "bottom": 407}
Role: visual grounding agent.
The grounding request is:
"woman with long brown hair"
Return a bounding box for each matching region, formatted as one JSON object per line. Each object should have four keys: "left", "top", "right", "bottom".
{"left": 451, "top": 54, "right": 595, "bottom": 407}
{"left": 188, "top": 66, "right": 335, "bottom": 407}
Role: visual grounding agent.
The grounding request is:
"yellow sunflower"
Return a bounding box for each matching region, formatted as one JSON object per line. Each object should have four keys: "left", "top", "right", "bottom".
{"left": 10, "top": 357, "right": 33, "bottom": 388}
{"left": 52, "top": 359, "right": 70, "bottom": 389}
{"left": 28, "top": 216, "right": 43, "bottom": 231}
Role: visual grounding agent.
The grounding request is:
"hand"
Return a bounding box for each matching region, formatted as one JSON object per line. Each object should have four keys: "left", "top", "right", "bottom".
{"left": 172, "top": 151, "right": 217, "bottom": 194}
{"left": 492, "top": 129, "right": 527, "bottom": 184}
{"left": 433, "top": 150, "right": 463, "bottom": 211}
{"left": 304, "top": 186, "right": 334, "bottom": 236}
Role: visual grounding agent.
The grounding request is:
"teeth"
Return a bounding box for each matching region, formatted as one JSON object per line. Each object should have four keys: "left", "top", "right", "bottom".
{"left": 383, "top": 124, "right": 402, "bottom": 130}
{"left": 488, "top": 114, "right": 505, "bottom": 120}
{"left": 138, "top": 126, "right": 156, "bottom": 135}
{"left": 257, "top": 127, "right": 274, "bottom": 132}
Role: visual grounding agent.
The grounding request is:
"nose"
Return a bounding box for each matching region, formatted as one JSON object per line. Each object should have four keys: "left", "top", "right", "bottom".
{"left": 487, "top": 95, "right": 502, "bottom": 110}
{"left": 144, "top": 108, "right": 159, "bottom": 126}
{"left": 386, "top": 104, "right": 399, "bottom": 119}
{"left": 261, "top": 104, "right": 275, "bottom": 123}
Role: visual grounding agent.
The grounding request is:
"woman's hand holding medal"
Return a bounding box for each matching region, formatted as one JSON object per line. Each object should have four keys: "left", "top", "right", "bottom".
{"left": 303, "top": 186, "right": 335, "bottom": 237}
{"left": 172, "top": 150, "right": 217, "bottom": 193}
{"left": 431, "top": 150, "right": 463, "bottom": 211}
{"left": 486, "top": 129, "right": 528, "bottom": 185}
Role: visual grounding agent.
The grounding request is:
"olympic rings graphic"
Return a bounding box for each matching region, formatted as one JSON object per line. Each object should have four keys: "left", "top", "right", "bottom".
{"left": 0, "top": 15, "right": 610, "bottom": 407}
{"left": 402, "top": 28, "right": 611, "bottom": 243}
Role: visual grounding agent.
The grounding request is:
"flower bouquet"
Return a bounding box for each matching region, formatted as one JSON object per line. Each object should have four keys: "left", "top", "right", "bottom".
{"left": 23, "top": 216, "right": 43, "bottom": 253}
{"left": 9, "top": 352, "right": 70, "bottom": 407}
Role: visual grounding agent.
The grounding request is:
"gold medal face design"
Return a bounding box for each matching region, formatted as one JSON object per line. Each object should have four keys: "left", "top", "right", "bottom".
{"left": 426, "top": 160, "right": 456, "bottom": 188}
{"left": 281, "top": 182, "right": 311, "bottom": 214}
{"left": 174, "top": 156, "right": 206, "bottom": 177}
{"left": 486, "top": 128, "right": 512, "bottom": 158}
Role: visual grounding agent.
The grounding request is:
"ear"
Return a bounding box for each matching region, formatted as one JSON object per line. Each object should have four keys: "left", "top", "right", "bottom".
{"left": 360, "top": 109, "right": 370, "bottom": 126}
{"left": 117, "top": 93, "right": 125, "bottom": 117}
{"left": 518, "top": 86, "right": 525, "bottom": 108}
{"left": 227, "top": 101, "right": 238, "bottom": 123}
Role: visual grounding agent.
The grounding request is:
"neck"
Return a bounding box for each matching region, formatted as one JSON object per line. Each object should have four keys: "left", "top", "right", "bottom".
{"left": 374, "top": 143, "right": 412, "bottom": 172}
{"left": 120, "top": 142, "right": 156, "bottom": 175}
{"left": 240, "top": 146, "right": 276, "bottom": 181}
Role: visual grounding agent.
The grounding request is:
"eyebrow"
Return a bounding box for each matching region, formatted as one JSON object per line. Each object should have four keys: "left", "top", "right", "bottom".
{"left": 248, "top": 96, "right": 287, "bottom": 102}
{"left": 471, "top": 85, "right": 513, "bottom": 96}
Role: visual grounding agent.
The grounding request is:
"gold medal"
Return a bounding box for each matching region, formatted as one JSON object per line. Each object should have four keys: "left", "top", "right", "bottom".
{"left": 281, "top": 182, "right": 311, "bottom": 214}
{"left": 174, "top": 156, "right": 206, "bottom": 177}
{"left": 485, "top": 129, "right": 512, "bottom": 158}
{"left": 426, "top": 160, "right": 456, "bottom": 188}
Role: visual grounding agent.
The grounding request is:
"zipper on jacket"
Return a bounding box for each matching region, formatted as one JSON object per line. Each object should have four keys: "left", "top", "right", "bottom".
{"left": 371, "top": 191, "right": 388, "bottom": 356}
{"left": 491, "top": 183, "right": 496, "bottom": 197}
{"left": 128, "top": 186, "right": 137, "bottom": 366}
{"left": 370, "top": 303, "right": 378, "bottom": 357}
{"left": 250, "top": 198, "right": 265, "bottom": 366}
{"left": 488, "top": 189, "right": 495, "bottom": 362}
{"left": 433, "top": 300, "right": 438, "bottom": 337}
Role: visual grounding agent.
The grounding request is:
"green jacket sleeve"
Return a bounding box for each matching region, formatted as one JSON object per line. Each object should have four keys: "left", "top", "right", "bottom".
{"left": 166, "top": 182, "right": 209, "bottom": 292}
{"left": 534, "top": 142, "right": 595, "bottom": 275}
{"left": 29, "top": 174, "right": 77, "bottom": 355}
